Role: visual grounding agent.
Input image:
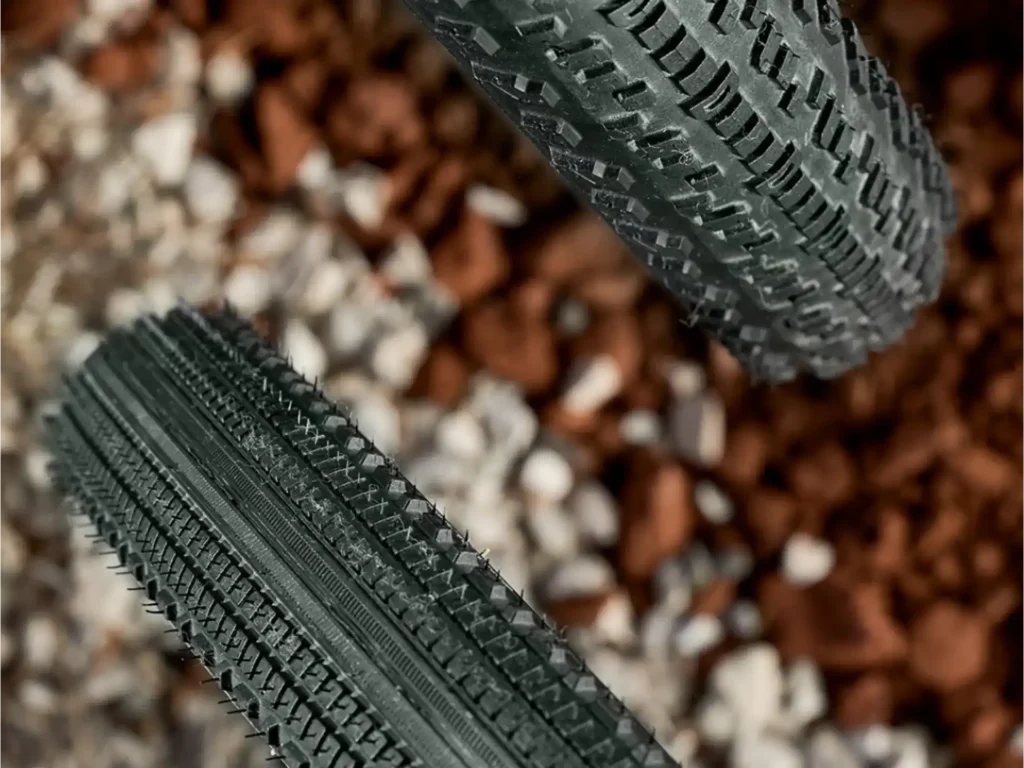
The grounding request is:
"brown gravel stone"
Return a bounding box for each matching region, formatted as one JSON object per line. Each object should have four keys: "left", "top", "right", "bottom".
{"left": 431, "top": 210, "right": 509, "bottom": 304}
{"left": 619, "top": 453, "right": 694, "bottom": 582}
{"left": 407, "top": 344, "right": 471, "bottom": 408}
{"left": 1, "top": 0, "right": 79, "bottom": 49}
{"left": 909, "top": 602, "right": 990, "bottom": 693}
{"left": 834, "top": 673, "right": 895, "bottom": 728}
{"left": 462, "top": 299, "right": 558, "bottom": 395}
{"left": 691, "top": 578, "right": 737, "bottom": 617}
{"left": 254, "top": 84, "right": 318, "bottom": 193}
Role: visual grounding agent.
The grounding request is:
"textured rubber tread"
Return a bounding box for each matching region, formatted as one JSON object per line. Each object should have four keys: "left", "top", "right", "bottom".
{"left": 400, "top": 0, "right": 956, "bottom": 381}
{"left": 46, "top": 306, "right": 679, "bottom": 768}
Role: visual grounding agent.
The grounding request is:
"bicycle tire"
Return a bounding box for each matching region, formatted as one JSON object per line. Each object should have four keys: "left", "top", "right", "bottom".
{"left": 400, "top": 0, "right": 956, "bottom": 381}
{"left": 46, "top": 305, "right": 679, "bottom": 768}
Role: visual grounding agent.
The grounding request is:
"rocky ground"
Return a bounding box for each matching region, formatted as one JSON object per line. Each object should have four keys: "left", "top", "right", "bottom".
{"left": 0, "top": 0, "right": 1021, "bottom": 767}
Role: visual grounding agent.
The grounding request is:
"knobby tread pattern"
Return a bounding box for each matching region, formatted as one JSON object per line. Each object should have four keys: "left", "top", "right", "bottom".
{"left": 47, "top": 306, "right": 679, "bottom": 768}
{"left": 401, "top": 0, "right": 955, "bottom": 381}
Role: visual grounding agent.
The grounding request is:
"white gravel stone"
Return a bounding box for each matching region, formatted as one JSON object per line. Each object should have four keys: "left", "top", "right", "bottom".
{"left": 525, "top": 505, "right": 580, "bottom": 561}
{"left": 329, "top": 301, "right": 373, "bottom": 358}
{"left": 70, "top": 122, "right": 109, "bottom": 160}
{"left": 282, "top": 320, "right": 327, "bottom": 382}
{"left": 239, "top": 208, "right": 303, "bottom": 261}
{"left": 1, "top": 226, "right": 18, "bottom": 262}
{"left": 24, "top": 448, "right": 52, "bottom": 491}
{"left": 85, "top": 0, "right": 150, "bottom": 21}
{"left": 653, "top": 556, "right": 693, "bottom": 613}
{"left": 619, "top": 409, "right": 662, "bottom": 446}
{"left": 640, "top": 603, "right": 681, "bottom": 660}
{"left": 726, "top": 600, "right": 764, "bottom": 640}
{"left": 435, "top": 410, "right": 487, "bottom": 461}
{"left": 716, "top": 546, "right": 754, "bottom": 581}
{"left": 351, "top": 392, "right": 400, "bottom": 457}
{"left": 90, "top": 157, "right": 138, "bottom": 217}
{"left": 674, "top": 614, "right": 724, "bottom": 657}
{"left": 696, "top": 695, "right": 736, "bottom": 747}
{"left": 682, "top": 542, "right": 718, "bottom": 589}
{"left": 520, "top": 447, "right": 574, "bottom": 503}
{"left": 379, "top": 233, "right": 432, "bottom": 288}
{"left": 23, "top": 615, "right": 60, "bottom": 670}
{"left": 544, "top": 555, "right": 615, "bottom": 601}
{"left": 205, "top": 50, "right": 254, "bottom": 105}
{"left": 184, "top": 157, "right": 239, "bottom": 224}
{"left": 554, "top": 297, "right": 590, "bottom": 337}
{"left": 0, "top": 523, "right": 26, "bottom": 575}
{"left": 335, "top": 163, "right": 388, "bottom": 229}
{"left": 1011, "top": 725, "right": 1023, "bottom": 754}
{"left": 473, "top": 378, "right": 538, "bottom": 457}
{"left": 694, "top": 479, "right": 734, "bottom": 524}
{"left": 669, "top": 391, "right": 726, "bottom": 467}
{"left": 404, "top": 454, "right": 471, "bottom": 496}
{"left": 785, "top": 658, "right": 828, "bottom": 730}
{"left": 561, "top": 355, "right": 622, "bottom": 413}
{"left": 166, "top": 28, "right": 202, "bottom": 86}
{"left": 143, "top": 278, "right": 177, "bottom": 315}
{"left": 710, "top": 643, "right": 784, "bottom": 736}
{"left": 369, "top": 323, "right": 429, "bottom": 390}
{"left": 593, "top": 590, "right": 635, "bottom": 646}
{"left": 466, "top": 183, "right": 528, "bottom": 227}
{"left": 105, "top": 288, "right": 146, "bottom": 327}
{"left": 781, "top": 533, "right": 836, "bottom": 587}
{"left": 20, "top": 680, "right": 57, "bottom": 713}
{"left": 132, "top": 112, "right": 197, "bottom": 186}
{"left": 296, "top": 146, "right": 334, "bottom": 191}
{"left": 300, "top": 259, "right": 352, "bottom": 316}
{"left": 732, "top": 734, "right": 804, "bottom": 768}
{"left": 64, "top": 332, "right": 102, "bottom": 370}
{"left": 665, "top": 359, "right": 707, "bottom": 398}
{"left": 566, "top": 481, "right": 619, "bottom": 547}
{"left": 223, "top": 264, "right": 273, "bottom": 316}
{"left": 15, "top": 153, "right": 48, "bottom": 198}
{"left": 805, "top": 728, "right": 862, "bottom": 768}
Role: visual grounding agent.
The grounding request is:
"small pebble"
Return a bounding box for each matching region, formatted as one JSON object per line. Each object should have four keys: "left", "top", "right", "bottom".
{"left": 300, "top": 259, "right": 352, "bottom": 316}
{"left": 24, "top": 448, "right": 52, "bottom": 491}
{"left": 889, "top": 729, "right": 930, "bottom": 768}
{"left": 223, "top": 265, "right": 273, "bottom": 316}
{"left": 351, "top": 391, "right": 400, "bottom": 457}
{"left": 20, "top": 680, "right": 57, "bottom": 713}
{"left": 1, "top": 523, "right": 26, "bottom": 575}
{"left": 566, "top": 481, "right": 620, "bottom": 546}
{"left": 694, "top": 479, "right": 734, "bottom": 524}
{"left": 184, "top": 158, "right": 239, "bottom": 224}
{"left": 669, "top": 391, "right": 726, "bottom": 467}
{"left": 654, "top": 557, "right": 693, "bottom": 613}
{"left": 781, "top": 533, "right": 836, "bottom": 587}
{"left": 665, "top": 359, "right": 707, "bottom": 398}
{"left": 105, "top": 288, "right": 145, "bottom": 327}
{"left": 683, "top": 542, "right": 718, "bottom": 589}
{"left": 336, "top": 163, "right": 388, "bottom": 229}
{"left": 435, "top": 410, "right": 487, "bottom": 461}
{"left": 205, "top": 50, "right": 254, "bottom": 105}
{"left": 239, "top": 208, "right": 302, "bottom": 260}
{"left": 15, "top": 153, "right": 48, "bottom": 198}
{"left": 850, "top": 725, "right": 894, "bottom": 762}
{"left": 619, "top": 409, "right": 662, "bottom": 446}
{"left": 562, "top": 355, "right": 622, "bottom": 413}
{"left": 732, "top": 735, "right": 803, "bottom": 768}
{"left": 520, "top": 447, "right": 574, "bottom": 503}
{"left": 131, "top": 113, "right": 197, "bottom": 186}
{"left": 526, "top": 505, "right": 580, "bottom": 561}
{"left": 544, "top": 555, "right": 615, "bottom": 601}
{"left": 696, "top": 695, "right": 736, "bottom": 746}
{"left": 806, "top": 727, "right": 862, "bottom": 768}
{"left": 674, "top": 614, "right": 724, "bottom": 657}
{"left": 282, "top": 320, "right": 327, "bottom": 381}
{"left": 166, "top": 28, "right": 202, "bottom": 87}
{"left": 466, "top": 183, "right": 528, "bottom": 227}
{"left": 296, "top": 146, "right": 334, "bottom": 191}
{"left": 555, "top": 297, "right": 590, "bottom": 337}
{"left": 710, "top": 643, "right": 784, "bottom": 736}
{"left": 379, "top": 233, "right": 432, "bottom": 288}
{"left": 726, "top": 600, "right": 764, "bottom": 640}
{"left": 786, "top": 658, "right": 828, "bottom": 730}
{"left": 328, "top": 302, "right": 373, "bottom": 358}
{"left": 640, "top": 603, "right": 680, "bottom": 659}
{"left": 593, "top": 591, "right": 635, "bottom": 646}
{"left": 23, "top": 615, "right": 60, "bottom": 670}
{"left": 369, "top": 323, "right": 429, "bottom": 390}
{"left": 716, "top": 546, "right": 754, "bottom": 581}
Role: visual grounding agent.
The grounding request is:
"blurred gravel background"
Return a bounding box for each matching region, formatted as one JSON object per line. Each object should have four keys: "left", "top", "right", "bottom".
{"left": 0, "top": 0, "right": 1021, "bottom": 767}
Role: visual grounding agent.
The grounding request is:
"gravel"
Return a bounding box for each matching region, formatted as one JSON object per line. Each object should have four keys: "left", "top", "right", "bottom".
{"left": 781, "top": 533, "right": 837, "bottom": 587}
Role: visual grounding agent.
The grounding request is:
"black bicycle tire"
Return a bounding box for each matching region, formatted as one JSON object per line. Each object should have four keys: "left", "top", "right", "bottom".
{"left": 47, "top": 305, "right": 679, "bottom": 768}
{"left": 399, "top": 0, "right": 956, "bottom": 381}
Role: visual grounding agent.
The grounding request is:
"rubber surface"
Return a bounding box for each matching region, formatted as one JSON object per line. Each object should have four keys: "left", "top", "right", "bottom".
{"left": 400, "top": 0, "right": 956, "bottom": 381}
{"left": 46, "top": 306, "right": 679, "bottom": 768}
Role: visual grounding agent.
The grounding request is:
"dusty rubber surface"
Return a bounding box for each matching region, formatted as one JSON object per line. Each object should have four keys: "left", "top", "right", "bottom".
{"left": 46, "top": 306, "right": 679, "bottom": 768}
{"left": 400, "top": 0, "right": 956, "bottom": 381}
